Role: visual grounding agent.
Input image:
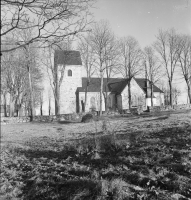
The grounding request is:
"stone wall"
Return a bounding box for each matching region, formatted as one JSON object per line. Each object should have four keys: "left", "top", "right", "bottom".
{"left": 1, "top": 113, "right": 84, "bottom": 124}
{"left": 1, "top": 104, "right": 190, "bottom": 124}
{"left": 33, "top": 113, "right": 83, "bottom": 122}
{"left": 148, "top": 104, "right": 191, "bottom": 112}
{"left": 1, "top": 116, "right": 31, "bottom": 124}
{"left": 172, "top": 104, "right": 191, "bottom": 110}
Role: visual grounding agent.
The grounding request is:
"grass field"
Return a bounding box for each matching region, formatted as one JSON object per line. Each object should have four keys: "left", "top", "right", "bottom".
{"left": 1, "top": 109, "right": 191, "bottom": 200}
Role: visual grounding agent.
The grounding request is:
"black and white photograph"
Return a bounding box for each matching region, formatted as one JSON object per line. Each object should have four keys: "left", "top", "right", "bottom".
{"left": 1, "top": 0, "right": 191, "bottom": 199}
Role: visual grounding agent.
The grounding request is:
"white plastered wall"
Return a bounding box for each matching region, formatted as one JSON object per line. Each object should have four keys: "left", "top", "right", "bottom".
{"left": 121, "top": 78, "right": 146, "bottom": 109}
{"left": 59, "top": 65, "right": 82, "bottom": 114}
{"left": 79, "top": 92, "right": 105, "bottom": 112}
{"left": 146, "top": 98, "right": 157, "bottom": 107}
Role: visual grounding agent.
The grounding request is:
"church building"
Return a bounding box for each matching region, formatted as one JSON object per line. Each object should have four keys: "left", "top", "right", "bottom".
{"left": 54, "top": 50, "right": 164, "bottom": 114}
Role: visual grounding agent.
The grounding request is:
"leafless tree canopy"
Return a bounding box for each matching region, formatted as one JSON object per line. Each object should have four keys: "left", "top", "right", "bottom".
{"left": 143, "top": 46, "right": 161, "bottom": 106}
{"left": 77, "top": 34, "right": 96, "bottom": 112}
{"left": 118, "top": 36, "right": 142, "bottom": 109}
{"left": 154, "top": 29, "right": 183, "bottom": 106}
{"left": 178, "top": 34, "right": 191, "bottom": 103}
{"left": 78, "top": 35, "right": 95, "bottom": 80}
{"left": 88, "top": 20, "right": 116, "bottom": 114}
{"left": 144, "top": 46, "right": 161, "bottom": 84}
{"left": 118, "top": 36, "right": 143, "bottom": 79}
{"left": 1, "top": 0, "right": 95, "bottom": 52}
{"left": 1, "top": 44, "right": 43, "bottom": 116}
{"left": 42, "top": 41, "right": 73, "bottom": 115}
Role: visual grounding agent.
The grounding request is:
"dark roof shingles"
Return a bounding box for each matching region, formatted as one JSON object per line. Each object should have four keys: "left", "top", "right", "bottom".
{"left": 54, "top": 50, "right": 82, "bottom": 66}
{"left": 135, "top": 78, "right": 164, "bottom": 93}
{"left": 77, "top": 78, "right": 125, "bottom": 93}
{"left": 77, "top": 77, "right": 164, "bottom": 93}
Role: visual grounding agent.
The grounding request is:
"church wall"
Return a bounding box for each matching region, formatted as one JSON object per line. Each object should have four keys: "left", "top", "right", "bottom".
{"left": 78, "top": 92, "right": 105, "bottom": 112}
{"left": 117, "top": 95, "right": 122, "bottom": 111}
{"left": 59, "top": 65, "right": 82, "bottom": 114}
{"left": 146, "top": 98, "right": 157, "bottom": 107}
{"left": 108, "top": 93, "right": 116, "bottom": 110}
{"left": 130, "top": 78, "right": 146, "bottom": 106}
{"left": 121, "top": 78, "right": 146, "bottom": 109}
{"left": 161, "top": 93, "right": 164, "bottom": 105}
{"left": 154, "top": 92, "right": 164, "bottom": 106}
{"left": 121, "top": 85, "right": 129, "bottom": 110}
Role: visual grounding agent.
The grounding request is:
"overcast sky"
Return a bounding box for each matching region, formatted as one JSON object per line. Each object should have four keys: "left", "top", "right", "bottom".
{"left": 89, "top": 0, "right": 191, "bottom": 103}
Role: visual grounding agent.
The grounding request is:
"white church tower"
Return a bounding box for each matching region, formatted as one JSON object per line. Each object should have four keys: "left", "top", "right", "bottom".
{"left": 54, "top": 50, "right": 82, "bottom": 114}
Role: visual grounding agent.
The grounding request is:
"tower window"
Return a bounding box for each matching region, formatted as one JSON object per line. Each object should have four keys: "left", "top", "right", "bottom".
{"left": 68, "top": 69, "right": 72, "bottom": 76}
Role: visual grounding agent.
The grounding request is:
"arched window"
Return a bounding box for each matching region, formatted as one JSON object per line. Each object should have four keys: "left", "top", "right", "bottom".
{"left": 90, "top": 97, "right": 96, "bottom": 110}
{"left": 68, "top": 69, "right": 72, "bottom": 76}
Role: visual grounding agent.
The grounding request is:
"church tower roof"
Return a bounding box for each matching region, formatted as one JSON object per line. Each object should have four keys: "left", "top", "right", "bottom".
{"left": 54, "top": 50, "right": 82, "bottom": 66}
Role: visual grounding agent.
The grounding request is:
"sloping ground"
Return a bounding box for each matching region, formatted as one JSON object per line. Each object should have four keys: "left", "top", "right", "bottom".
{"left": 1, "top": 109, "right": 191, "bottom": 200}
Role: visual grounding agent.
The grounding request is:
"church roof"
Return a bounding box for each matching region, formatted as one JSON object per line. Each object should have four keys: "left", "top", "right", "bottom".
{"left": 77, "top": 77, "right": 164, "bottom": 94}
{"left": 108, "top": 79, "right": 128, "bottom": 94}
{"left": 54, "top": 50, "right": 82, "bottom": 65}
{"left": 77, "top": 78, "right": 124, "bottom": 92}
{"left": 135, "top": 78, "right": 164, "bottom": 93}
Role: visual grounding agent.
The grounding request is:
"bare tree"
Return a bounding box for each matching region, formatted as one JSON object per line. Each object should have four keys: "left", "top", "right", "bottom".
{"left": 118, "top": 36, "right": 143, "bottom": 109}
{"left": 162, "top": 84, "right": 181, "bottom": 105}
{"left": 143, "top": 46, "right": 161, "bottom": 107}
{"left": 43, "top": 41, "right": 72, "bottom": 115}
{"left": 78, "top": 35, "right": 95, "bottom": 112}
{"left": 1, "top": 42, "right": 42, "bottom": 117}
{"left": 89, "top": 20, "right": 115, "bottom": 115}
{"left": 1, "top": 48, "right": 27, "bottom": 116}
{"left": 178, "top": 35, "right": 191, "bottom": 103}
{"left": 154, "top": 29, "right": 183, "bottom": 107}
{"left": 172, "top": 86, "right": 181, "bottom": 105}
{"left": 48, "top": 89, "right": 52, "bottom": 116}
{"left": 1, "top": 61, "right": 9, "bottom": 117}
{"left": 103, "top": 35, "right": 119, "bottom": 111}
{"left": 39, "top": 92, "right": 43, "bottom": 116}
{"left": 1, "top": 0, "right": 95, "bottom": 53}
{"left": 17, "top": 28, "right": 43, "bottom": 119}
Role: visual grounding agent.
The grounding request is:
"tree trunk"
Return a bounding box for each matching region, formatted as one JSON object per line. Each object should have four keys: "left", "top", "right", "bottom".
{"left": 128, "top": 80, "right": 131, "bottom": 109}
{"left": 27, "top": 58, "right": 35, "bottom": 120}
{"left": 40, "top": 104, "right": 43, "bottom": 116}
{"left": 55, "top": 87, "right": 60, "bottom": 115}
{"left": 15, "top": 101, "right": 18, "bottom": 117}
{"left": 48, "top": 98, "right": 51, "bottom": 115}
{"left": 84, "top": 80, "right": 89, "bottom": 112}
{"left": 15, "top": 97, "right": 20, "bottom": 117}
{"left": 84, "top": 90, "right": 87, "bottom": 112}
{"left": 186, "top": 80, "right": 191, "bottom": 104}
{"left": 54, "top": 63, "right": 61, "bottom": 115}
{"left": 105, "top": 76, "right": 110, "bottom": 112}
{"left": 105, "top": 91, "right": 108, "bottom": 112}
{"left": 9, "top": 93, "right": 15, "bottom": 117}
{"left": 102, "top": 91, "right": 107, "bottom": 112}
{"left": 25, "top": 102, "right": 28, "bottom": 116}
{"left": 3, "top": 93, "right": 7, "bottom": 117}
{"left": 151, "top": 83, "right": 153, "bottom": 107}
{"left": 18, "top": 104, "right": 22, "bottom": 117}
{"left": 169, "top": 80, "right": 173, "bottom": 107}
{"left": 100, "top": 70, "right": 103, "bottom": 116}
{"left": 103, "top": 82, "right": 108, "bottom": 112}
